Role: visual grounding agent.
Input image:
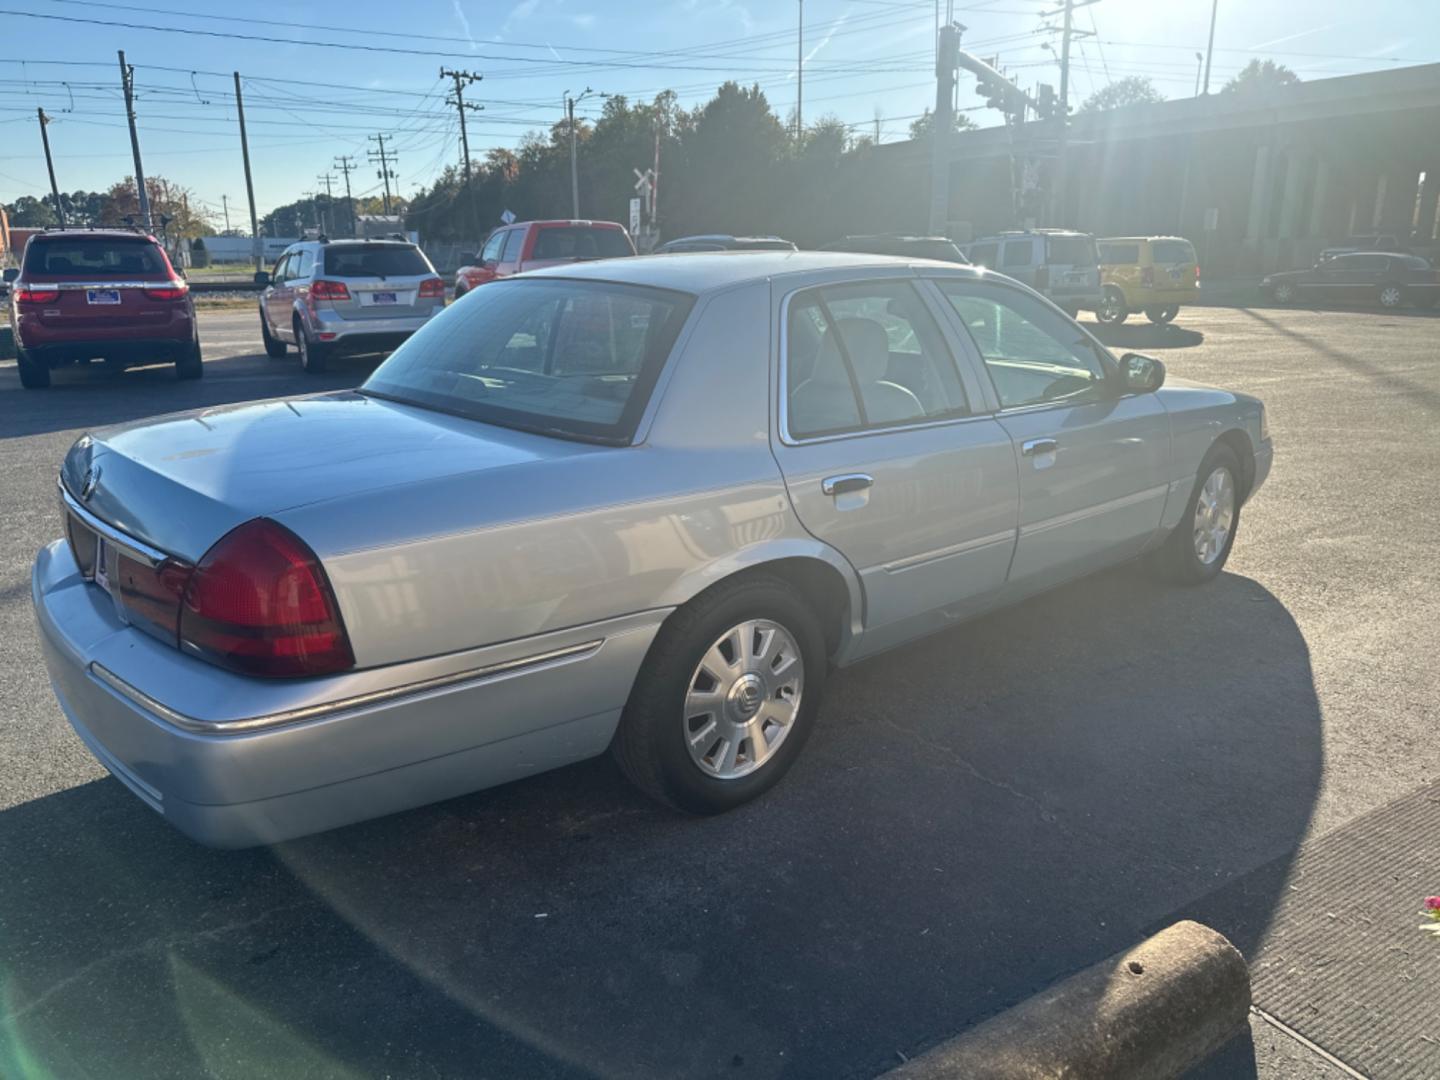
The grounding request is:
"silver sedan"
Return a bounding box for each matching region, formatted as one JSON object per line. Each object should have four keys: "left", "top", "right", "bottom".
{"left": 33, "top": 252, "right": 1272, "bottom": 846}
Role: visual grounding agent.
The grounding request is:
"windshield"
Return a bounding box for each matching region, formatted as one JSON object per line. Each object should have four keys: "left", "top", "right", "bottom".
{"left": 530, "top": 227, "right": 634, "bottom": 261}
{"left": 362, "top": 278, "right": 693, "bottom": 443}
{"left": 24, "top": 238, "right": 167, "bottom": 278}
{"left": 1046, "top": 235, "right": 1097, "bottom": 266}
{"left": 322, "top": 244, "right": 431, "bottom": 278}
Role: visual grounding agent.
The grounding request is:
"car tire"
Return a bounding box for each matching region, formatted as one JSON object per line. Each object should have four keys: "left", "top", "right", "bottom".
{"left": 175, "top": 336, "right": 204, "bottom": 380}
{"left": 261, "top": 311, "right": 288, "bottom": 358}
{"left": 1145, "top": 305, "right": 1179, "bottom": 324}
{"left": 295, "top": 317, "right": 328, "bottom": 374}
{"left": 1096, "top": 287, "right": 1129, "bottom": 325}
{"left": 612, "top": 575, "right": 827, "bottom": 814}
{"left": 1272, "top": 282, "right": 1295, "bottom": 304}
{"left": 1150, "top": 443, "right": 1243, "bottom": 586}
{"left": 1378, "top": 283, "right": 1405, "bottom": 309}
{"left": 16, "top": 347, "right": 51, "bottom": 389}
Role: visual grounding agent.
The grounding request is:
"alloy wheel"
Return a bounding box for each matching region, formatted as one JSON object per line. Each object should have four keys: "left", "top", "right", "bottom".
{"left": 684, "top": 619, "right": 804, "bottom": 780}
{"left": 1380, "top": 285, "right": 1403, "bottom": 308}
{"left": 1193, "top": 466, "right": 1236, "bottom": 566}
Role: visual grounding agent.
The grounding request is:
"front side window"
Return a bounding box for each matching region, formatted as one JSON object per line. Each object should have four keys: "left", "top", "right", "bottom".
{"left": 938, "top": 281, "right": 1111, "bottom": 409}
{"left": 785, "top": 281, "right": 968, "bottom": 440}
{"left": 480, "top": 231, "right": 506, "bottom": 263}
{"left": 363, "top": 279, "right": 693, "bottom": 443}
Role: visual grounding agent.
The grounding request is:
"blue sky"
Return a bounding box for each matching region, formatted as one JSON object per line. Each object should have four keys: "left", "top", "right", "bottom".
{"left": 0, "top": 0, "right": 1432, "bottom": 227}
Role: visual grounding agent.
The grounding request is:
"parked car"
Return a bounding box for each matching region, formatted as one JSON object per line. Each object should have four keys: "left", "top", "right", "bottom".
{"left": 1261, "top": 252, "right": 1439, "bottom": 309}
{"left": 654, "top": 234, "right": 797, "bottom": 254}
{"left": 965, "top": 229, "right": 1102, "bottom": 315}
{"left": 1319, "top": 233, "right": 1404, "bottom": 261}
{"left": 6, "top": 227, "right": 201, "bottom": 389}
{"left": 34, "top": 251, "right": 1271, "bottom": 847}
{"left": 258, "top": 237, "right": 446, "bottom": 373}
{"left": 455, "top": 220, "right": 635, "bottom": 295}
{"left": 819, "top": 234, "right": 968, "bottom": 263}
{"left": 1095, "top": 236, "right": 1200, "bottom": 325}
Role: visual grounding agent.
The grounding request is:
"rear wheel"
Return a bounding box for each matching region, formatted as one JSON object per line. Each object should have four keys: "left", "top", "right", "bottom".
{"left": 1378, "top": 283, "right": 1404, "bottom": 309}
{"left": 295, "top": 317, "right": 328, "bottom": 374}
{"left": 1145, "top": 304, "right": 1179, "bottom": 324}
{"left": 1150, "top": 444, "right": 1242, "bottom": 586}
{"left": 260, "top": 310, "right": 287, "bottom": 358}
{"left": 1095, "top": 287, "right": 1129, "bottom": 325}
{"left": 612, "top": 576, "right": 826, "bottom": 814}
{"left": 16, "top": 347, "right": 51, "bottom": 389}
{"left": 176, "top": 336, "right": 203, "bottom": 380}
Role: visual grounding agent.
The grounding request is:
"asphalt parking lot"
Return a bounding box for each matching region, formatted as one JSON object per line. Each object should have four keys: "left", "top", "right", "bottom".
{"left": 1, "top": 304, "right": 1437, "bottom": 1079}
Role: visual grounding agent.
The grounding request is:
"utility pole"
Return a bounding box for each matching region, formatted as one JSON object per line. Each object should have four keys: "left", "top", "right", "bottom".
{"left": 233, "top": 72, "right": 261, "bottom": 272}
{"left": 1050, "top": 0, "right": 1099, "bottom": 227}
{"left": 36, "top": 108, "right": 66, "bottom": 227}
{"left": 221, "top": 193, "right": 232, "bottom": 234}
{"left": 796, "top": 0, "right": 804, "bottom": 140}
{"left": 564, "top": 89, "right": 603, "bottom": 218}
{"left": 929, "top": 22, "right": 960, "bottom": 235}
{"left": 439, "top": 68, "right": 484, "bottom": 183}
{"left": 316, "top": 173, "right": 337, "bottom": 236}
{"left": 334, "top": 155, "right": 357, "bottom": 237}
{"left": 368, "top": 134, "right": 398, "bottom": 216}
{"left": 117, "top": 50, "right": 151, "bottom": 231}
{"left": 1202, "top": 0, "right": 1219, "bottom": 95}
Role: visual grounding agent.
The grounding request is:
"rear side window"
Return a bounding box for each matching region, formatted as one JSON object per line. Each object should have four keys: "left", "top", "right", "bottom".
{"left": 531, "top": 227, "right": 633, "bottom": 261}
{"left": 501, "top": 230, "right": 525, "bottom": 262}
{"left": 295, "top": 249, "right": 315, "bottom": 278}
{"left": 1002, "top": 242, "right": 1033, "bottom": 268}
{"left": 26, "top": 238, "right": 166, "bottom": 278}
{"left": 1398, "top": 255, "right": 1432, "bottom": 270}
{"left": 1046, "top": 234, "right": 1097, "bottom": 266}
{"left": 1150, "top": 240, "right": 1195, "bottom": 265}
{"left": 1099, "top": 243, "right": 1140, "bottom": 264}
{"left": 785, "top": 281, "right": 968, "bottom": 440}
{"left": 323, "top": 244, "right": 430, "bottom": 277}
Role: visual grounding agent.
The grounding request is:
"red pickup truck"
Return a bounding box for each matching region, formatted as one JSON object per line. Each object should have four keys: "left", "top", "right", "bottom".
{"left": 454, "top": 220, "right": 635, "bottom": 296}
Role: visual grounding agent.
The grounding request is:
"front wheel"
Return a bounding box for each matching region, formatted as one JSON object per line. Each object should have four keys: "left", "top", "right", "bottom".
{"left": 260, "top": 310, "right": 287, "bottom": 358}
{"left": 1378, "top": 283, "right": 1404, "bottom": 309}
{"left": 1145, "top": 304, "right": 1179, "bottom": 324}
{"left": 1095, "top": 288, "right": 1129, "bottom": 325}
{"left": 1150, "top": 444, "right": 1242, "bottom": 585}
{"left": 612, "top": 576, "right": 826, "bottom": 814}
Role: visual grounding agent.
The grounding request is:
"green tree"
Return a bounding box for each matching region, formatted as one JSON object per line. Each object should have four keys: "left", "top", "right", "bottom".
{"left": 1079, "top": 76, "right": 1165, "bottom": 112}
{"left": 4, "top": 195, "right": 58, "bottom": 227}
{"left": 1223, "top": 59, "right": 1301, "bottom": 98}
{"left": 908, "top": 108, "right": 978, "bottom": 141}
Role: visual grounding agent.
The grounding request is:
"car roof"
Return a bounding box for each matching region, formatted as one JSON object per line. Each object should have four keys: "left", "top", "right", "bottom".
{"left": 31, "top": 229, "right": 157, "bottom": 242}
{"left": 524, "top": 250, "right": 981, "bottom": 293}
{"left": 513, "top": 219, "right": 626, "bottom": 229}
{"left": 1100, "top": 236, "right": 1190, "bottom": 243}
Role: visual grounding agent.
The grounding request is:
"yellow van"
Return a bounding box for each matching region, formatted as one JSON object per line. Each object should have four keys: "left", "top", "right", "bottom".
{"left": 1095, "top": 237, "right": 1199, "bottom": 325}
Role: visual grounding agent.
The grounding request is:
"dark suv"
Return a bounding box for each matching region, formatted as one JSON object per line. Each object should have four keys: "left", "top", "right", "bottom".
{"left": 5, "top": 228, "right": 201, "bottom": 388}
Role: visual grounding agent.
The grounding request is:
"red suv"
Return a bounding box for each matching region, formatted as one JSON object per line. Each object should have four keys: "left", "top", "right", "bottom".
{"left": 5, "top": 228, "right": 201, "bottom": 389}
{"left": 454, "top": 220, "right": 635, "bottom": 296}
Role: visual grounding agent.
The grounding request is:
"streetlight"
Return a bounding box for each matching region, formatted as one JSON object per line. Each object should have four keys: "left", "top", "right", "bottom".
{"left": 564, "top": 88, "right": 608, "bottom": 218}
{"left": 1194, "top": 52, "right": 1205, "bottom": 97}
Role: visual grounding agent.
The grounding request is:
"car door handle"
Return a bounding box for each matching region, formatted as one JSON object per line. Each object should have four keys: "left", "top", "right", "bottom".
{"left": 821, "top": 473, "right": 873, "bottom": 496}
{"left": 1022, "top": 438, "right": 1058, "bottom": 457}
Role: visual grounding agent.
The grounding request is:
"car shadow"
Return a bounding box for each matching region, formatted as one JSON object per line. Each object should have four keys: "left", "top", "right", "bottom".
{"left": 0, "top": 351, "right": 379, "bottom": 441}
{"left": 0, "top": 567, "right": 1317, "bottom": 1079}
{"left": 1087, "top": 322, "right": 1205, "bottom": 350}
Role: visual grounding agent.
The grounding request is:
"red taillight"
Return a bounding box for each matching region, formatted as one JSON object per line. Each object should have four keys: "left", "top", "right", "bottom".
{"left": 1195, "top": 264, "right": 1201, "bottom": 286}
{"left": 178, "top": 519, "right": 354, "bottom": 678}
{"left": 16, "top": 286, "right": 60, "bottom": 304}
{"left": 143, "top": 280, "right": 189, "bottom": 300}
{"left": 418, "top": 277, "right": 445, "bottom": 299}
{"left": 1141, "top": 266, "right": 1155, "bottom": 288}
{"left": 310, "top": 279, "right": 351, "bottom": 301}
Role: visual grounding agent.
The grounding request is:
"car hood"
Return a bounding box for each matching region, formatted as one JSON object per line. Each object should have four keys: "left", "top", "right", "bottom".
{"left": 63, "top": 391, "right": 600, "bottom": 560}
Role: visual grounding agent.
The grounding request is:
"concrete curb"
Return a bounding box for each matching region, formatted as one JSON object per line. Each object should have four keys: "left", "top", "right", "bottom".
{"left": 884, "top": 921, "right": 1250, "bottom": 1080}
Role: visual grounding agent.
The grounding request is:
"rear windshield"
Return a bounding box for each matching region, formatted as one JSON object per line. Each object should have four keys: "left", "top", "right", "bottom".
{"left": 322, "top": 244, "right": 431, "bottom": 278}
{"left": 1046, "top": 235, "right": 1098, "bottom": 266}
{"left": 1151, "top": 240, "right": 1196, "bottom": 265}
{"left": 1099, "top": 243, "right": 1140, "bottom": 265}
{"left": 531, "top": 227, "right": 633, "bottom": 261}
{"left": 362, "top": 278, "right": 693, "bottom": 444}
{"left": 25, "top": 237, "right": 167, "bottom": 278}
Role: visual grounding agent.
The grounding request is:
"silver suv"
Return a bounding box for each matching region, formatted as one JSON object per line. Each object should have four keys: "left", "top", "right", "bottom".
{"left": 965, "top": 229, "right": 1102, "bottom": 317}
{"left": 259, "top": 238, "right": 446, "bottom": 373}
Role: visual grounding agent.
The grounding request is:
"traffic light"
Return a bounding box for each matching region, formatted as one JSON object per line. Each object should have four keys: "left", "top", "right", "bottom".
{"left": 1037, "top": 84, "right": 1056, "bottom": 121}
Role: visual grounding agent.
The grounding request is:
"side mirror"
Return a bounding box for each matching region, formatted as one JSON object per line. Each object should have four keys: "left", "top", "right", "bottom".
{"left": 2, "top": 268, "right": 18, "bottom": 283}
{"left": 254, "top": 270, "right": 271, "bottom": 287}
{"left": 1120, "top": 352, "right": 1166, "bottom": 394}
